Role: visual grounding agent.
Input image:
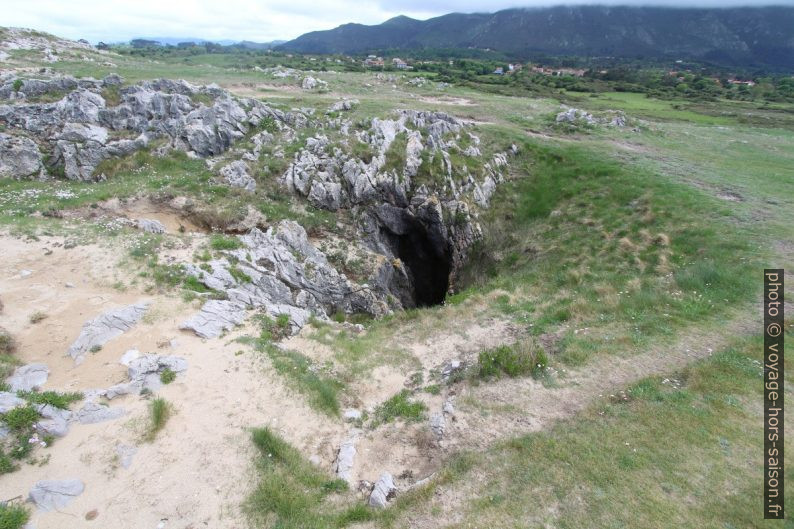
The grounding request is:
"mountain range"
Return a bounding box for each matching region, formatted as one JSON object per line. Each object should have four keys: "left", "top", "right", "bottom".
{"left": 278, "top": 5, "right": 794, "bottom": 69}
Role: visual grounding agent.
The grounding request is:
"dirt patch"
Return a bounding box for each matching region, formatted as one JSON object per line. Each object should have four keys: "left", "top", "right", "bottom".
{"left": 63, "top": 196, "right": 207, "bottom": 234}
{"left": 419, "top": 96, "right": 477, "bottom": 107}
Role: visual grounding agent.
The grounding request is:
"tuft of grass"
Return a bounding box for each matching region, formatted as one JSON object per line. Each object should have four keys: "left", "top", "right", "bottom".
{"left": 145, "top": 398, "right": 171, "bottom": 441}
{"left": 245, "top": 427, "right": 372, "bottom": 529}
{"left": 159, "top": 368, "right": 176, "bottom": 385}
{"left": 0, "top": 503, "right": 29, "bottom": 529}
{"left": 476, "top": 342, "right": 548, "bottom": 380}
{"left": 372, "top": 390, "right": 427, "bottom": 426}
{"left": 209, "top": 234, "right": 243, "bottom": 251}
{"left": 228, "top": 265, "right": 252, "bottom": 284}
{"left": 17, "top": 390, "right": 83, "bottom": 410}
{"left": 28, "top": 311, "right": 48, "bottom": 324}
{"left": 0, "top": 327, "right": 19, "bottom": 380}
{"left": 0, "top": 327, "right": 17, "bottom": 356}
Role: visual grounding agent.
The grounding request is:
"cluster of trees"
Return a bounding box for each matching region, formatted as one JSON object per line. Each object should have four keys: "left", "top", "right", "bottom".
{"left": 111, "top": 42, "right": 794, "bottom": 102}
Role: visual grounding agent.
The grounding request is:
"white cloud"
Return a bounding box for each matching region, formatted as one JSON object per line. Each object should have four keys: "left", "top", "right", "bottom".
{"left": 0, "top": 0, "right": 791, "bottom": 43}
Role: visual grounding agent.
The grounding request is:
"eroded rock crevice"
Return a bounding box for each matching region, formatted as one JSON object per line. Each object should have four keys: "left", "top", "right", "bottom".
{"left": 379, "top": 218, "right": 451, "bottom": 308}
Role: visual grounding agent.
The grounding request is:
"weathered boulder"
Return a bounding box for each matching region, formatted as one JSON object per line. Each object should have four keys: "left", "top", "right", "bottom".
{"left": 180, "top": 299, "right": 246, "bottom": 339}
{"left": 0, "top": 133, "right": 42, "bottom": 178}
{"left": 219, "top": 160, "right": 256, "bottom": 192}
{"left": 430, "top": 412, "right": 445, "bottom": 439}
{"left": 368, "top": 472, "right": 396, "bottom": 508}
{"left": 34, "top": 404, "right": 72, "bottom": 437}
{"left": 301, "top": 76, "right": 327, "bottom": 90}
{"left": 7, "top": 363, "right": 49, "bottom": 392}
{"left": 136, "top": 218, "right": 166, "bottom": 234}
{"left": 334, "top": 430, "right": 360, "bottom": 483}
{"left": 127, "top": 354, "right": 188, "bottom": 391}
{"left": 67, "top": 302, "right": 149, "bottom": 363}
{"left": 328, "top": 99, "right": 358, "bottom": 113}
{"left": 28, "top": 479, "right": 85, "bottom": 511}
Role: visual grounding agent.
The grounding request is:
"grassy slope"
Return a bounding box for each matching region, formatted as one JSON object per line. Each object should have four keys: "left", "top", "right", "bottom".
{"left": 382, "top": 332, "right": 793, "bottom": 528}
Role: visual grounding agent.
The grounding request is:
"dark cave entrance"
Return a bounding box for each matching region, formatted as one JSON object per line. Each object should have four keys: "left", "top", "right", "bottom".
{"left": 381, "top": 220, "right": 452, "bottom": 308}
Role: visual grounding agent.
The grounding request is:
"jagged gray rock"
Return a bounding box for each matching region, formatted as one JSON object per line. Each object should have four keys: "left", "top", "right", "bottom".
{"left": 368, "top": 472, "right": 396, "bottom": 508}
{"left": 0, "top": 133, "right": 42, "bottom": 178}
{"left": 219, "top": 159, "right": 256, "bottom": 192}
{"left": 180, "top": 299, "right": 246, "bottom": 339}
{"left": 127, "top": 354, "right": 188, "bottom": 391}
{"left": 430, "top": 412, "right": 445, "bottom": 439}
{"left": 180, "top": 221, "right": 386, "bottom": 338}
{"left": 34, "top": 404, "right": 72, "bottom": 437}
{"left": 28, "top": 479, "right": 85, "bottom": 511}
{"left": 7, "top": 363, "right": 49, "bottom": 392}
{"left": 67, "top": 302, "right": 149, "bottom": 363}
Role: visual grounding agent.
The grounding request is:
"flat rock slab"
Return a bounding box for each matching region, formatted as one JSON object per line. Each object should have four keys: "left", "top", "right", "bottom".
{"left": 67, "top": 302, "right": 149, "bottom": 363}
{"left": 334, "top": 429, "right": 360, "bottom": 483}
{"left": 116, "top": 443, "right": 137, "bottom": 468}
{"left": 28, "top": 479, "right": 85, "bottom": 511}
{"left": 7, "top": 363, "right": 49, "bottom": 392}
{"left": 75, "top": 402, "right": 126, "bottom": 424}
{"left": 180, "top": 299, "right": 246, "bottom": 339}
{"left": 0, "top": 391, "right": 26, "bottom": 413}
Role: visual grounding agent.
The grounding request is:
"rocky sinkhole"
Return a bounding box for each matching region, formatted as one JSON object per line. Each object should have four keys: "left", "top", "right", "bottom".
{"left": 379, "top": 218, "right": 451, "bottom": 308}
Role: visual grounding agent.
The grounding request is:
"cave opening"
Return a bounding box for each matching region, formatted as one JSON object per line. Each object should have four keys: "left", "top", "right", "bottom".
{"left": 381, "top": 220, "right": 452, "bottom": 308}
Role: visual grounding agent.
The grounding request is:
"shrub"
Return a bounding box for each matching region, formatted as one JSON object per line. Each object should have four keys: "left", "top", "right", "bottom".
{"left": 0, "top": 503, "right": 29, "bottom": 529}
{"left": 159, "top": 368, "right": 176, "bottom": 385}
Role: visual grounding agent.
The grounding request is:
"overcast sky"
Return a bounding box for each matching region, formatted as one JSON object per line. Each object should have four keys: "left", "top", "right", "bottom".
{"left": 1, "top": 0, "right": 791, "bottom": 43}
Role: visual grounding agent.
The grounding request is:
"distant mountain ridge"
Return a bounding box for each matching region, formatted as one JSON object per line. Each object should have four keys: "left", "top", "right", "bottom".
{"left": 279, "top": 5, "right": 794, "bottom": 69}
{"left": 129, "top": 37, "right": 285, "bottom": 48}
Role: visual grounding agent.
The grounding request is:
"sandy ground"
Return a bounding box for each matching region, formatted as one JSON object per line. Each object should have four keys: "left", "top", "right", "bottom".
{"left": 0, "top": 235, "right": 349, "bottom": 528}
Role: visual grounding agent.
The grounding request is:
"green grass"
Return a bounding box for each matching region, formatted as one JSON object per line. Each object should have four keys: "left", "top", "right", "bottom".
{"left": 0, "top": 503, "right": 29, "bottom": 529}
{"left": 458, "top": 138, "right": 758, "bottom": 365}
{"left": 476, "top": 342, "right": 547, "bottom": 380}
{"left": 209, "top": 233, "right": 243, "bottom": 251}
{"left": 159, "top": 368, "right": 176, "bottom": 385}
{"left": 245, "top": 427, "right": 373, "bottom": 529}
{"left": 145, "top": 398, "right": 171, "bottom": 441}
{"left": 372, "top": 390, "right": 427, "bottom": 426}
{"left": 17, "top": 390, "right": 83, "bottom": 409}
{"left": 245, "top": 321, "right": 343, "bottom": 417}
{"left": 379, "top": 333, "right": 792, "bottom": 528}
